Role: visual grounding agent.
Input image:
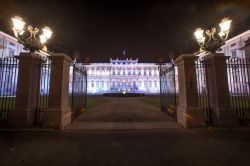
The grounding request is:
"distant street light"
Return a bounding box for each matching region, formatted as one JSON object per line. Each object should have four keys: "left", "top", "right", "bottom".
{"left": 194, "top": 18, "right": 232, "bottom": 53}
{"left": 11, "top": 16, "right": 52, "bottom": 53}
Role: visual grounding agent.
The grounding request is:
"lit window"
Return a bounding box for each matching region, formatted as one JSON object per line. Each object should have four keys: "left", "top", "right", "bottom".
{"left": 230, "top": 43, "right": 236, "bottom": 47}
{"left": 9, "top": 48, "right": 15, "bottom": 56}
{"left": 9, "top": 42, "right": 15, "bottom": 46}
{"left": 231, "top": 50, "right": 237, "bottom": 59}
{"left": 154, "top": 81, "right": 157, "bottom": 87}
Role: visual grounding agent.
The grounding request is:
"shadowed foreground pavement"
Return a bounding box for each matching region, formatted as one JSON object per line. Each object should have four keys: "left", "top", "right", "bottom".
{"left": 1, "top": 129, "right": 250, "bottom": 166}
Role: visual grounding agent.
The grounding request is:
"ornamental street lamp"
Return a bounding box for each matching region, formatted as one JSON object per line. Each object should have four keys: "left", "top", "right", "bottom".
{"left": 11, "top": 16, "right": 52, "bottom": 53}
{"left": 194, "top": 18, "right": 232, "bottom": 53}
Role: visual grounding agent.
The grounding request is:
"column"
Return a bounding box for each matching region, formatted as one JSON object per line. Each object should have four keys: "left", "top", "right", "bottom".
{"left": 175, "top": 54, "right": 203, "bottom": 128}
{"left": 43, "top": 53, "right": 73, "bottom": 129}
{"left": 203, "top": 53, "right": 238, "bottom": 126}
{"left": 8, "top": 52, "right": 41, "bottom": 127}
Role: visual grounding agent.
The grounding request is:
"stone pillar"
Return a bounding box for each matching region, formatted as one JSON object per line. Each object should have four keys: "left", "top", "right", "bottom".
{"left": 8, "top": 52, "right": 41, "bottom": 127}
{"left": 43, "top": 53, "right": 72, "bottom": 129}
{"left": 175, "top": 54, "right": 203, "bottom": 128}
{"left": 203, "top": 53, "right": 238, "bottom": 126}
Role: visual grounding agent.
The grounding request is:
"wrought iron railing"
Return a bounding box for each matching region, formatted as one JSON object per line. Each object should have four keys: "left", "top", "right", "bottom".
{"left": 227, "top": 58, "right": 250, "bottom": 125}
{"left": 195, "top": 58, "right": 211, "bottom": 124}
{"left": 0, "top": 57, "right": 19, "bottom": 125}
{"left": 35, "top": 57, "right": 51, "bottom": 125}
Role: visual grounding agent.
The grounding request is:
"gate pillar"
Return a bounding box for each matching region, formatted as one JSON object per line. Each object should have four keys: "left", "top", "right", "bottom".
{"left": 175, "top": 54, "right": 203, "bottom": 128}
{"left": 8, "top": 52, "right": 41, "bottom": 127}
{"left": 203, "top": 53, "right": 238, "bottom": 126}
{"left": 43, "top": 53, "right": 72, "bottom": 129}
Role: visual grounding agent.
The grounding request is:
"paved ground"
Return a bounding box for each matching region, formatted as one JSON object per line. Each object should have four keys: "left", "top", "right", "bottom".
{"left": 67, "top": 96, "right": 178, "bottom": 130}
{"left": 1, "top": 96, "right": 250, "bottom": 166}
{"left": 1, "top": 129, "right": 250, "bottom": 166}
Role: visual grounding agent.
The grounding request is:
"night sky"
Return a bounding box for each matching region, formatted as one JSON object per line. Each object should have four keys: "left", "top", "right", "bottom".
{"left": 0, "top": 0, "right": 250, "bottom": 62}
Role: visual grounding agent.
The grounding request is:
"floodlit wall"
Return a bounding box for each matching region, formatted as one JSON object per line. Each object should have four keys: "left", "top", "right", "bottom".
{"left": 85, "top": 59, "right": 163, "bottom": 94}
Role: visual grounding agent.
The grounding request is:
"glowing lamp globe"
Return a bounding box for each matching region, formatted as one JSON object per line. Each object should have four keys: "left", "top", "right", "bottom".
{"left": 219, "top": 18, "right": 232, "bottom": 33}
{"left": 39, "top": 34, "right": 47, "bottom": 44}
{"left": 42, "top": 27, "right": 52, "bottom": 39}
{"left": 194, "top": 28, "right": 205, "bottom": 43}
{"left": 11, "top": 16, "right": 25, "bottom": 36}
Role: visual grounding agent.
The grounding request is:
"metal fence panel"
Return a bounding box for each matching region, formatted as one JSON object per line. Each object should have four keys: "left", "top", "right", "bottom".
{"left": 0, "top": 57, "right": 19, "bottom": 125}
{"left": 227, "top": 58, "right": 250, "bottom": 125}
{"left": 195, "top": 58, "right": 212, "bottom": 125}
{"left": 35, "top": 57, "right": 51, "bottom": 125}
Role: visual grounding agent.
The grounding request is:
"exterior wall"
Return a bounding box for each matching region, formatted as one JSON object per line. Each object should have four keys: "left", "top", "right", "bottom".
{"left": 0, "top": 31, "right": 24, "bottom": 58}
{"left": 221, "top": 30, "right": 250, "bottom": 59}
{"left": 0, "top": 31, "right": 49, "bottom": 58}
{"left": 85, "top": 59, "right": 161, "bottom": 94}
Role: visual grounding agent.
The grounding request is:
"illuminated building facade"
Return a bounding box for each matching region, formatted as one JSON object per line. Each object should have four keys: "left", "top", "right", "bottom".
{"left": 196, "top": 30, "right": 250, "bottom": 95}
{"left": 85, "top": 58, "right": 161, "bottom": 94}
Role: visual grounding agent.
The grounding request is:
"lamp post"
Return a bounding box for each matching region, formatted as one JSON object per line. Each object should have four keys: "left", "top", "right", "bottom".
{"left": 194, "top": 18, "right": 232, "bottom": 53}
{"left": 11, "top": 16, "right": 52, "bottom": 53}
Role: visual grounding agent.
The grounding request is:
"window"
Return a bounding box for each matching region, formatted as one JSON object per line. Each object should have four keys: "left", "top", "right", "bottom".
{"left": 9, "top": 42, "right": 15, "bottom": 46}
{"left": 9, "top": 48, "right": 15, "bottom": 56}
{"left": 231, "top": 50, "right": 237, "bottom": 59}
{"left": 0, "top": 37, "right": 4, "bottom": 45}
{"left": 149, "top": 81, "right": 152, "bottom": 87}
{"left": 230, "top": 43, "right": 236, "bottom": 47}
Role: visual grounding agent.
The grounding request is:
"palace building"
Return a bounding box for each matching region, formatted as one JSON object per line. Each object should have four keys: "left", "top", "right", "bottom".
{"left": 85, "top": 58, "right": 162, "bottom": 94}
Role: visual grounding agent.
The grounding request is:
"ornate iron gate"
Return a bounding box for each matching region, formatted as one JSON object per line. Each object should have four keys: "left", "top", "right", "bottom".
{"left": 69, "top": 63, "right": 87, "bottom": 120}
{"left": 159, "top": 63, "right": 177, "bottom": 119}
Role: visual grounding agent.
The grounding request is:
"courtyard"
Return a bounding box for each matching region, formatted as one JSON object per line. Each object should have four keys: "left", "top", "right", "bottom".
{"left": 67, "top": 96, "right": 178, "bottom": 130}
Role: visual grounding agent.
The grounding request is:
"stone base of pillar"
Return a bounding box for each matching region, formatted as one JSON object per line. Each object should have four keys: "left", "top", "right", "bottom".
{"left": 177, "top": 107, "right": 204, "bottom": 128}
{"left": 43, "top": 107, "right": 72, "bottom": 130}
{"left": 212, "top": 108, "right": 238, "bottom": 127}
{"left": 8, "top": 110, "right": 35, "bottom": 127}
